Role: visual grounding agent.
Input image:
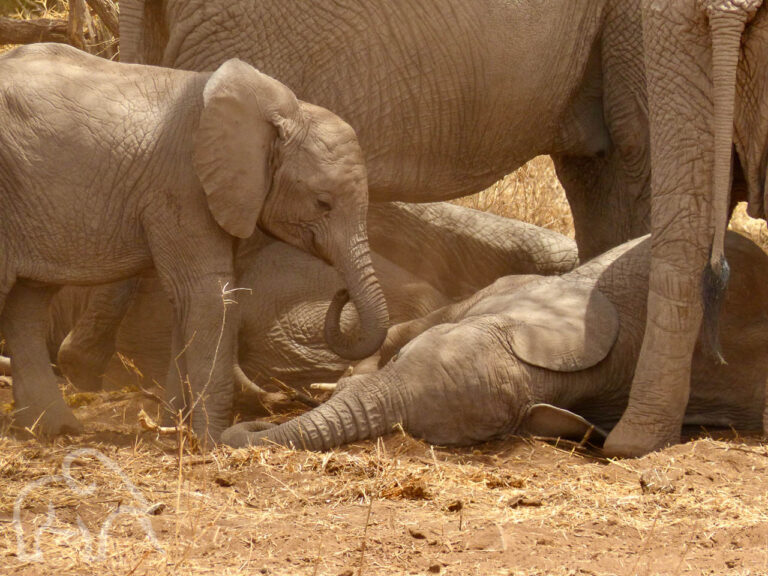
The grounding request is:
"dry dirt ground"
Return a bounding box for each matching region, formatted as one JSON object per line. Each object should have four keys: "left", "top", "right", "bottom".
{"left": 1, "top": 383, "right": 768, "bottom": 576}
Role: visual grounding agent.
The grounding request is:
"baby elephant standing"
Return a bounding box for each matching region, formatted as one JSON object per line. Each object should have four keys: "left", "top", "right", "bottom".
{"left": 0, "top": 44, "right": 388, "bottom": 440}
{"left": 223, "top": 232, "right": 768, "bottom": 449}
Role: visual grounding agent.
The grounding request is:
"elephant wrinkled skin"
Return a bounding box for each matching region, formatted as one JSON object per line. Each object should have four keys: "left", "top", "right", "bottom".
{"left": 120, "top": 0, "right": 768, "bottom": 455}
{"left": 120, "top": 0, "right": 650, "bottom": 259}
{"left": 222, "top": 232, "right": 768, "bottom": 450}
{"left": 62, "top": 0, "right": 653, "bottom": 412}
{"left": 46, "top": 203, "right": 577, "bottom": 404}
{"left": 0, "top": 44, "right": 387, "bottom": 440}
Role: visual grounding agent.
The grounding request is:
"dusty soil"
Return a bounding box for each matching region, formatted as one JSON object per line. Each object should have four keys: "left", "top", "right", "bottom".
{"left": 1, "top": 384, "right": 767, "bottom": 576}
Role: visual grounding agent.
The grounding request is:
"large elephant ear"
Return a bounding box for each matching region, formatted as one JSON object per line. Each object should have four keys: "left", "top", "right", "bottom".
{"left": 193, "top": 59, "right": 302, "bottom": 239}
{"left": 499, "top": 278, "right": 619, "bottom": 372}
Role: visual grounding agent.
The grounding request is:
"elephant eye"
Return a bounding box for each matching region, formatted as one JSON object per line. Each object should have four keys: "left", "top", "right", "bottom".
{"left": 316, "top": 198, "right": 332, "bottom": 212}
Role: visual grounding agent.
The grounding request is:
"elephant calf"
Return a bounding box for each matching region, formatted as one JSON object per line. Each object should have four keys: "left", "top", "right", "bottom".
{"left": 0, "top": 44, "right": 387, "bottom": 440}
{"left": 223, "top": 231, "right": 768, "bottom": 449}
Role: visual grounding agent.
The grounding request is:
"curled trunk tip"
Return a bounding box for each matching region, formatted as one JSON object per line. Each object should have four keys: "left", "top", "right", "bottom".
{"left": 324, "top": 288, "right": 388, "bottom": 361}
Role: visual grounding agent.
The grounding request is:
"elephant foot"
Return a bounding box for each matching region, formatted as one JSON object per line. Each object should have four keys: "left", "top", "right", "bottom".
{"left": 15, "top": 401, "right": 83, "bottom": 437}
{"left": 57, "top": 337, "right": 107, "bottom": 392}
{"left": 603, "top": 414, "right": 680, "bottom": 458}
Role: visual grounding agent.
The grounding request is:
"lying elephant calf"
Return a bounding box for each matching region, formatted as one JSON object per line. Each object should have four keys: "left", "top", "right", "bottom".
{"left": 223, "top": 231, "right": 768, "bottom": 450}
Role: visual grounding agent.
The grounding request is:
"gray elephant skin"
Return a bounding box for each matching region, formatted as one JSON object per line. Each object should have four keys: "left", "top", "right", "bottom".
{"left": 118, "top": 0, "right": 768, "bottom": 457}
{"left": 0, "top": 44, "right": 388, "bottom": 440}
{"left": 121, "top": 0, "right": 651, "bottom": 260}
{"left": 60, "top": 0, "right": 652, "bottom": 406}
{"left": 601, "top": 0, "right": 768, "bottom": 456}
{"left": 222, "top": 231, "right": 768, "bottom": 450}
{"left": 46, "top": 203, "right": 577, "bottom": 403}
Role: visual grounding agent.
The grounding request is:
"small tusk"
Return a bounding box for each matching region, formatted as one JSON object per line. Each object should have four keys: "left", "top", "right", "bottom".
{"left": 236, "top": 365, "right": 320, "bottom": 408}
{"left": 0, "top": 355, "right": 10, "bottom": 376}
{"left": 234, "top": 364, "right": 270, "bottom": 397}
{"left": 310, "top": 382, "right": 337, "bottom": 392}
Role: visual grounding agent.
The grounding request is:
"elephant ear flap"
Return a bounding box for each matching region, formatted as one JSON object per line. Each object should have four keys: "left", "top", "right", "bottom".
{"left": 503, "top": 278, "right": 619, "bottom": 372}
{"left": 193, "top": 59, "right": 302, "bottom": 239}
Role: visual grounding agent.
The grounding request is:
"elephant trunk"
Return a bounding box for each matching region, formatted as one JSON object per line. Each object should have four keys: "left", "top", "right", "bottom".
{"left": 323, "top": 227, "right": 389, "bottom": 361}
{"left": 703, "top": 3, "right": 761, "bottom": 361}
{"left": 238, "top": 373, "right": 403, "bottom": 450}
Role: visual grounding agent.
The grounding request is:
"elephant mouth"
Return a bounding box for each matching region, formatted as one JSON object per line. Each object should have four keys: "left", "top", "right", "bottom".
{"left": 307, "top": 229, "right": 333, "bottom": 266}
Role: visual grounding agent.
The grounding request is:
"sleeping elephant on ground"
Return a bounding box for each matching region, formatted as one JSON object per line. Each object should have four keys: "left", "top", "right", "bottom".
{"left": 0, "top": 44, "right": 387, "bottom": 440}
{"left": 222, "top": 231, "right": 768, "bottom": 449}
{"left": 46, "top": 203, "right": 577, "bottom": 402}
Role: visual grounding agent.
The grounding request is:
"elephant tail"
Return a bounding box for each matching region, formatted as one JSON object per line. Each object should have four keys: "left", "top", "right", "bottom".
{"left": 702, "top": 253, "right": 730, "bottom": 364}
{"left": 702, "top": 1, "right": 762, "bottom": 363}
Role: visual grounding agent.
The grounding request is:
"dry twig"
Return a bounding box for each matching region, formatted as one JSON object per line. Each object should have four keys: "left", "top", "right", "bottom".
{"left": 0, "top": 16, "right": 68, "bottom": 44}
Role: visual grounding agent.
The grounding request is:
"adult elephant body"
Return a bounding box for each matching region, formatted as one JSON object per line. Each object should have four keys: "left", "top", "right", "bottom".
{"left": 223, "top": 231, "right": 768, "bottom": 450}
{"left": 120, "top": 0, "right": 650, "bottom": 258}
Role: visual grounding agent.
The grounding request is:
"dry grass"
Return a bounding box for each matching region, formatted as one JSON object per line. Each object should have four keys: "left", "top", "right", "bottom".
{"left": 453, "top": 156, "right": 575, "bottom": 238}
{"left": 2, "top": 388, "right": 768, "bottom": 575}
{"left": 0, "top": 1, "right": 117, "bottom": 58}
{"left": 463, "top": 156, "right": 768, "bottom": 256}
{"left": 730, "top": 201, "right": 768, "bottom": 252}
{"left": 0, "top": 0, "right": 66, "bottom": 55}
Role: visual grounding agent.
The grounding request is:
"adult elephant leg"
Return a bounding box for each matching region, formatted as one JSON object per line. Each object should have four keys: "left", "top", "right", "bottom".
{"left": 554, "top": 152, "right": 649, "bottom": 261}
{"left": 57, "top": 277, "right": 140, "bottom": 391}
{"left": 555, "top": 0, "right": 651, "bottom": 261}
{"left": 2, "top": 284, "right": 82, "bottom": 436}
{"left": 605, "top": 0, "right": 754, "bottom": 456}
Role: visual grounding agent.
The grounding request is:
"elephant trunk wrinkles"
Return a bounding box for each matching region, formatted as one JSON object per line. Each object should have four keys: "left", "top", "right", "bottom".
{"left": 324, "top": 230, "right": 389, "bottom": 361}
{"left": 702, "top": 4, "right": 759, "bottom": 362}
{"left": 255, "top": 375, "right": 401, "bottom": 450}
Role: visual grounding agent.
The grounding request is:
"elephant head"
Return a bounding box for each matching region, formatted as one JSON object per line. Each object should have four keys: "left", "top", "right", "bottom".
{"left": 193, "top": 59, "right": 389, "bottom": 360}
{"left": 223, "top": 230, "right": 768, "bottom": 451}
{"left": 221, "top": 274, "right": 622, "bottom": 450}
